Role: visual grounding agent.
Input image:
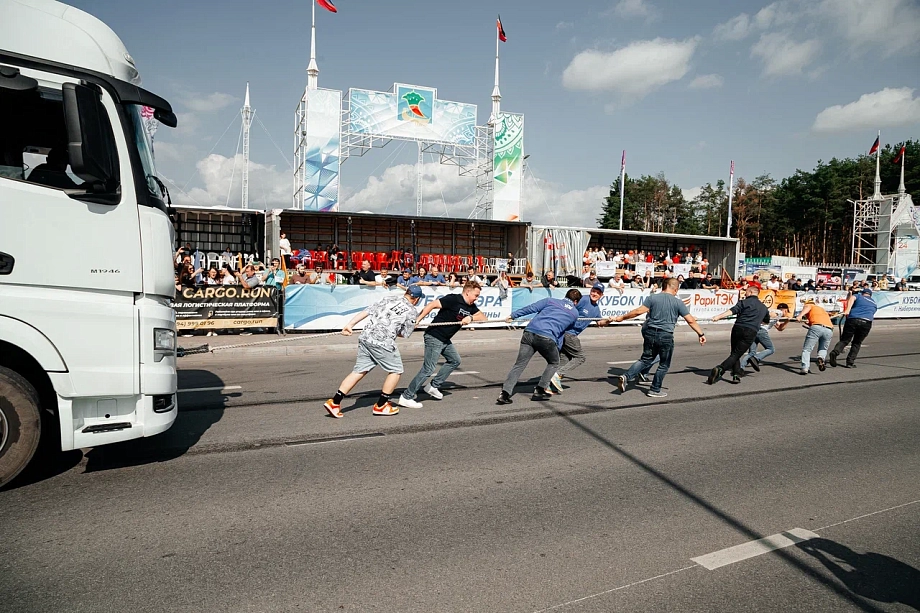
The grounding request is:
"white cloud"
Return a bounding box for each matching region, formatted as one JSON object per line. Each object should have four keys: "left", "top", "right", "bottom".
{"left": 181, "top": 92, "right": 238, "bottom": 113}
{"left": 172, "top": 154, "right": 290, "bottom": 208}
{"left": 609, "top": 0, "right": 660, "bottom": 21}
{"left": 750, "top": 32, "right": 821, "bottom": 76}
{"left": 819, "top": 0, "right": 920, "bottom": 56}
{"left": 562, "top": 37, "right": 699, "bottom": 103}
{"left": 688, "top": 74, "right": 724, "bottom": 89}
{"left": 713, "top": 13, "right": 752, "bottom": 41}
{"left": 342, "top": 162, "right": 607, "bottom": 226}
{"left": 713, "top": 2, "right": 793, "bottom": 40}
{"left": 682, "top": 186, "right": 703, "bottom": 202}
{"left": 812, "top": 87, "right": 920, "bottom": 133}
{"left": 343, "top": 162, "right": 477, "bottom": 217}
{"left": 555, "top": 21, "right": 574, "bottom": 31}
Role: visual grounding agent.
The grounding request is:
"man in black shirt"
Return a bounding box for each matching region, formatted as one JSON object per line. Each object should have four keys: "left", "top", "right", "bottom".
{"left": 542, "top": 270, "right": 559, "bottom": 288}
{"left": 707, "top": 286, "right": 769, "bottom": 384}
{"left": 353, "top": 260, "right": 378, "bottom": 286}
{"left": 397, "top": 281, "right": 489, "bottom": 407}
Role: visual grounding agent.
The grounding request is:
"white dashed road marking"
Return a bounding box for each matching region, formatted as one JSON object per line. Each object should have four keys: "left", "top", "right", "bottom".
{"left": 691, "top": 528, "right": 818, "bottom": 570}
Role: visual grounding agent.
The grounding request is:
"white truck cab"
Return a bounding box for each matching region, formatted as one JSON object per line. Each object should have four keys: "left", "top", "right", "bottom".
{"left": 0, "top": 0, "right": 178, "bottom": 484}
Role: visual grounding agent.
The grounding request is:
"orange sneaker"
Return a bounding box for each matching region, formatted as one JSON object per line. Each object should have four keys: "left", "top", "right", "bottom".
{"left": 372, "top": 401, "right": 399, "bottom": 416}
{"left": 323, "top": 399, "right": 343, "bottom": 418}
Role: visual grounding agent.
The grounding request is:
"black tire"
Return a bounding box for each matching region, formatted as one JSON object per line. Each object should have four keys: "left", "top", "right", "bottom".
{"left": 0, "top": 366, "right": 42, "bottom": 487}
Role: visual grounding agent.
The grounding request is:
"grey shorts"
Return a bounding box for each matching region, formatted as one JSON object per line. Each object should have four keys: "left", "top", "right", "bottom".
{"left": 354, "top": 341, "right": 404, "bottom": 374}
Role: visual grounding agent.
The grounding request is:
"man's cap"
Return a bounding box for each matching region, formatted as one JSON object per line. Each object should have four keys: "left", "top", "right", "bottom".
{"left": 591, "top": 282, "right": 605, "bottom": 293}
{"left": 407, "top": 284, "right": 424, "bottom": 298}
{"left": 403, "top": 268, "right": 412, "bottom": 273}
{"left": 861, "top": 287, "right": 873, "bottom": 295}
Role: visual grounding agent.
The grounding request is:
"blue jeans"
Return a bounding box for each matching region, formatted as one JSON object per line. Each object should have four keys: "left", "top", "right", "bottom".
{"left": 623, "top": 327, "right": 674, "bottom": 393}
{"left": 402, "top": 334, "right": 462, "bottom": 399}
{"left": 739, "top": 327, "right": 775, "bottom": 368}
{"left": 801, "top": 325, "right": 833, "bottom": 370}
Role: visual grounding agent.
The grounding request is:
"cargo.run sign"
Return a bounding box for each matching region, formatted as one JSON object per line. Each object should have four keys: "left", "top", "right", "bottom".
{"left": 174, "top": 286, "right": 281, "bottom": 330}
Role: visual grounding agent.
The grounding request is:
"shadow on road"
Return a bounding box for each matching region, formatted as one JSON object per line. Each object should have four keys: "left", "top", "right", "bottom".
{"left": 797, "top": 538, "right": 920, "bottom": 611}
{"left": 541, "top": 403, "right": 896, "bottom": 613}
{"left": 83, "top": 370, "right": 230, "bottom": 472}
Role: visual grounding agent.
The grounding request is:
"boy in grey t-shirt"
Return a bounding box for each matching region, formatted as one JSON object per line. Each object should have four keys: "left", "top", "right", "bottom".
{"left": 613, "top": 278, "right": 706, "bottom": 398}
{"left": 324, "top": 286, "right": 423, "bottom": 418}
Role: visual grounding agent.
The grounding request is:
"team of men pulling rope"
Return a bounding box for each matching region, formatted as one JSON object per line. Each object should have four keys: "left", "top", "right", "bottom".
{"left": 318, "top": 278, "right": 877, "bottom": 418}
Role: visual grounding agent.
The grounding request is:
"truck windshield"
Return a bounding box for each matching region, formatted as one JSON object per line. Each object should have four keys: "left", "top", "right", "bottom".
{"left": 125, "top": 104, "right": 166, "bottom": 203}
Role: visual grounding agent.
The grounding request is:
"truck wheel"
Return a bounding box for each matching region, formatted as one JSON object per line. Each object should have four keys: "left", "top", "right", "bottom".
{"left": 0, "top": 366, "right": 42, "bottom": 487}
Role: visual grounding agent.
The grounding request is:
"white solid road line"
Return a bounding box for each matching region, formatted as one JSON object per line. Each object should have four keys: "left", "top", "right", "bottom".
{"left": 691, "top": 528, "right": 818, "bottom": 570}
{"left": 607, "top": 361, "right": 634, "bottom": 365}
{"left": 177, "top": 385, "right": 242, "bottom": 393}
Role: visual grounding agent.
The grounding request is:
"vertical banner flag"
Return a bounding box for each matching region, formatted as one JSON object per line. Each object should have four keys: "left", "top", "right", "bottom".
{"left": 316, "top": 0, "right": 337, "bottom": 12}
{"left": 492, "top": 112, "right": 524, "bottom": 221}
{"left": 894, "top": 145, "right": 905, "bottom": 164}
{"left": 869, "top": 136, "right": 880, "bottom": 155}
{"left": 497, "top": 16, "right": 507, "bottom": 42}
{"left": 304, "top": 88, "right": 342, "bottom": 211}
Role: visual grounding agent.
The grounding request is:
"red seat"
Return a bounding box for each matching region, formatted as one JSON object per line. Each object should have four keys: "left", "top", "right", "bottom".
{"left": 313, "top": 250, "right": 329, "bottom": 269}
{"left": 449, "top": 255, "right": 463, "bottom": 273}
{"left": 475, "top": 255, "right": 486, "bottom": 271}
{"left": 403, "top": 252, "right": 414, "bottom": 269}
{"left": 374, "top": 252, "right": 389, "bottom": 271}
{"left": 351, "top": 251, "right": 364, "bottom": 270}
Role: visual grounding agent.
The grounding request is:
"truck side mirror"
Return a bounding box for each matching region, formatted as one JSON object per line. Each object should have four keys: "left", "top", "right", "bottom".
{"left": 62, "top": 82, "right": 119, "bottom": 193}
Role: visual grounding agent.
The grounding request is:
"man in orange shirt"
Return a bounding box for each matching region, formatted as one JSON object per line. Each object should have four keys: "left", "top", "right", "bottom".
{"left": 794, "top": 298, "right": 834, "bottom": 375}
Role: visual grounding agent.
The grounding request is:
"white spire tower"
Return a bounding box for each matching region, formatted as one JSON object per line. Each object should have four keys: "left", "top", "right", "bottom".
{"left": 241, "top": 82, "right": 253, "bottom": 210}
{"left": 898, "top": 146, "right": 907, "bottom": 196}
{"left": 307, "top": 0, "right": 319, "bottom": 90}
{"left": 873, "top": 129, "right": 882, "bottom": 200}
{"left": 491, "top": 16, "right": 503, "bottom": 123}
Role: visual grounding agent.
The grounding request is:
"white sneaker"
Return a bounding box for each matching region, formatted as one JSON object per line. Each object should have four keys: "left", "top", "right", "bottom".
{"left": 423, "top": 384, "right": 443, "bottom": 400}
{"left": 397, "top": 395, "right": 423, "bottom": 409}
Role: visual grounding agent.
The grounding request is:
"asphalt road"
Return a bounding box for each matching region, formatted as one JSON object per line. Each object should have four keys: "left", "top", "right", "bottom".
{"left": 1, "top": 324, "right": 918, "bottom": 612}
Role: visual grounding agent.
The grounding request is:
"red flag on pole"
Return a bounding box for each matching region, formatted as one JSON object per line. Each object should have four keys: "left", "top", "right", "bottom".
{"left": 894, "top": 145, "right": 905, "bottom": 164}
{"left": 869, "top": 136, "right": 880, "bottom": 155}
{"left": 497, "top": 16, "right": 507, "bottom": 42}
{"left": 316, "top": 0, "right": 337, "bottom": 13}
{"left": 621, "top": 150, "right": 626, "bottom": 170}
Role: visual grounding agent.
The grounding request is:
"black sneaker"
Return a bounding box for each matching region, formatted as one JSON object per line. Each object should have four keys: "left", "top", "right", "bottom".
{"left": 749, "top": 357, "right": 761, "bottom": 372}
{"left": 497, "top": 391, "right": 513, "bottom": 405}
{"left": 829, "top": 351, "right": 838, "bottom": 368}
{"left": 532, "top": 388, "right": 553, "bottom": 401}
{"left": 707, "top": 366, "right": 723, "bottom": 385}
{"left": 817, "top": 357, "right": 826, "bottom": 372}
{"left": 731, "top": 375, "right": 741, "bottom": 384}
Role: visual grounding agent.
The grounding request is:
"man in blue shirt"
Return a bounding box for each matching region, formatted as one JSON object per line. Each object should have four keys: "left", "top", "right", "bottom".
{"left": 550, "top": 283, "right": 611, "bottom": 393}
{"left": 829, "top": 287, "right": 877, "bottom": 368}
{"left": 395, "top": 269, "right": 414, "bottom": 290}
{"left": 423, "top": 265, "right": 447, "bottom": 286}
{"left": 498, "top": 288, "right": 582, "bottom": 403}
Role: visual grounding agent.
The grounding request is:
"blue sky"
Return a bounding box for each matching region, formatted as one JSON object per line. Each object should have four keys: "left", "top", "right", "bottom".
{"left": 74, "top": 0, "right": 920, "bottom": 225}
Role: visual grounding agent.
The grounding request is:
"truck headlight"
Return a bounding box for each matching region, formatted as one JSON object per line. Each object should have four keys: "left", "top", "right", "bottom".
{"left": 154, "top": 328, "right": 176, "bottom": 352}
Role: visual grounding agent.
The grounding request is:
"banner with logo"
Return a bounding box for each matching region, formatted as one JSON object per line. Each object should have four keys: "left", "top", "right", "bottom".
{"left": 174, "top": 286, "right": 281, "bottom": 330}
{"left": 874, "top": 291, "right": 920, "bottom": 318}
{"left": 282, "top": 286, "right": 920, "bottom": 331}
{"left": 284, "top": 285, "right": 512, "bottom": 331}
